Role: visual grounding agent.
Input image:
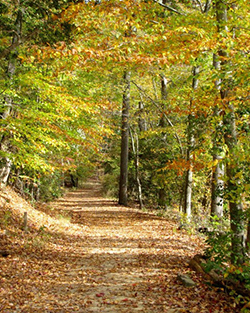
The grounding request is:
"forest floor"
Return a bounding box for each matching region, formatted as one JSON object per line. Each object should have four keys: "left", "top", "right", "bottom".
{"left": 0, "top": 176, "right": 239, "bottom": 312}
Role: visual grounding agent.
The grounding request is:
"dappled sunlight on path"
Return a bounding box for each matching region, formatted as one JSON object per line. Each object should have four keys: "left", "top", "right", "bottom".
{"left": 0, "top": 176, "right": 237, "bottom": 312}
{"left": 36, "top": 176, "right": 235, "bottom": 313}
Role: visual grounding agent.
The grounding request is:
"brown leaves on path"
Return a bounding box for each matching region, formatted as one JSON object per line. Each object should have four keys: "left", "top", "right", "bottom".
{"left": 0, "top": 178, "right": 237, "bottom": 312}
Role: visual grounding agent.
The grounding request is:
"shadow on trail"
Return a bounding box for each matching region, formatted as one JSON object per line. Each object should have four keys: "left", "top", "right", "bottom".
{"left": 71, "top": 209, "right": 167, "bottom": 225}
{"left": 52, "top": 200, "right": 118, "bottom": 209}
{"left": 21, "top": 178, "right": 236, "bottom": 313}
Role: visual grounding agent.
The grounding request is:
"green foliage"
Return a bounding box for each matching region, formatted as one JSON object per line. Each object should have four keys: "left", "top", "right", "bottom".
{"left": 101, "top": 172, "right": 119, "bottom": 198}
{"left": 225, "top": 263, "right": 250, "bottom": 289}
{"left": 204, "top": 230, "right": 232, "bottom": 267}
{"left": 39, "top": 172, "right": 64, "bottom": 202}
{"left": 203, "top": 215, "right": 231, "bottom": 264}
{"left": 101, "top": 155, "right": 120, "bottom": 198}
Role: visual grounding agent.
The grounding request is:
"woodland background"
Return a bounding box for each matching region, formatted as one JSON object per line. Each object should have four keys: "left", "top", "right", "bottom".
{"left": 0, "top": 0, "right": 250, "bottom": 301}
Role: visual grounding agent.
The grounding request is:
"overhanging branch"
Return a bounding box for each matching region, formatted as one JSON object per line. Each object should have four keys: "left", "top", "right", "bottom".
{"left": 131, "top": 80, "right": 184, "bottom": 156}
{"left": 0, "top": 28, "right": 39, "bottom": 60}
{"left": 153, "top": 0, "right": 185, "bottom": 15}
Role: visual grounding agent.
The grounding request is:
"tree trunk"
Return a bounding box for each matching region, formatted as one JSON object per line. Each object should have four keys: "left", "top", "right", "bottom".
{"left": 183, "top": 128, "right": 194, "bottom": 218}
{"left": 215, "top": 0, "right": 244, "bottom": 264}
{"left": 246, "top": 219, "right": 250, "bottom": 253}
{"left": 224, "top": 106, "right": 245, "bottom": 264}
{"left": 0, "top": 9, "right": 22, "bottom": 184}
{"left": 158, "top": 75, "right": 168, "bottom": 208}
{"left": 159, "top": 74, "right": 168, "bottom": 127}
{"left": 135, "top": 134, "right": 143, "bottom": 210}
{"left": 183, "top": 66, "right": 199, "bottom": 218}
{"left": 130, "top": 128, "right": 143, "bottom": 209}
{"left": 211, "top": 54, "right": 224, "bottom": 218}
{"left": 119, "top": 71, "right": 131, "bottom": 206}
{"left": 211, "top": 157, "right": 224, "bottom": 218}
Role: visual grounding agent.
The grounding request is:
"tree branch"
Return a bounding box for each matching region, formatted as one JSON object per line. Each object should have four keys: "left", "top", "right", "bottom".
{"left": 131, "top": 80, "right": 184, "bottom": 156}
{"left": 203, "top": 0, "right": 211, "bottom": 13}
{"left": 0, "top": 28, "right": 40, "bottom": 60}
{"left": 194, "top": 0, "right": 204, "bottom": 12}
{"left": 153, "top": 0, "right": 185, "bottom": 15}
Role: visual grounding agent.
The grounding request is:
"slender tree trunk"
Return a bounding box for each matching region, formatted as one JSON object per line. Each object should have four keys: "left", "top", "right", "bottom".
{"left": 224, "top": 105, "right": 245, "bottom": 264}
{"left": 210, "top": 155, "right": 224, "bottom": 218}
{"left": 119, "top": 71, "right": 131, "bottom": 206}
{"left": 184, "top": 123, "right": 194, "bottom": 218}
{"left": 204, "top": 0, "right": 212, "bottom": 13}
{"left": 159, "top": 74, "right": 168, "bottom": 127}
{"left": 158, "top": 75, "right": 168, "bottom": 208}
{"left": 135, "top": 134, "right": 143, "bottom": 210}
{"left": 183, "top": 66, "right": 199, "bottom": 218}
{"left": 211, "top": 54, "right": 224, "bottom": 218}
{"left": 215, "top": 0, "right": 244, "bottom": 264}
{"left": 130, "top": 129, "right": 143, "bottom": 209}
{"left": 0, "top": 9, "right": 22, "bottom": 184}
{"left": 137, "top": 101, "right": 146, "bottom": 209}
{"left": 246, "top": 220, "right": 250, "bottom": 254}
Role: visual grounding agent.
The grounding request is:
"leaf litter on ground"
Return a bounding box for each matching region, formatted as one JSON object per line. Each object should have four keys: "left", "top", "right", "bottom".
{"left": 0, "top": 178, "right": 239, "bottom": 312}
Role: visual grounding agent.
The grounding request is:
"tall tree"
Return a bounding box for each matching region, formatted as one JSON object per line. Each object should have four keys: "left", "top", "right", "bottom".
{"left": 119, "top": 71, "right": 131, "bottom": 206}
{"left": 210, "top": 53, "right": 224, "bottom": 218}
{"left": 130, "top": 127, "right": 143, "bottom": 209}
{"left": 0, "top": 6, "right": 23, "bottom": 184}
{"left": 183, "top": 65, "right": 199, "bottom": 218}
{"left": 158, "top": 74, "right": 168, "bottom": 208}
{"left": 215, "top": 0, "right": 245, "bottom": 264}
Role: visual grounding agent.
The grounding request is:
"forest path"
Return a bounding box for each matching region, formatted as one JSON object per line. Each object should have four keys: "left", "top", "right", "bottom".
{"left": 1, "top": 176, "right": 236, "bottom": 312}
{"left": 39, "top": 176, "right": 235, "bottom": 313}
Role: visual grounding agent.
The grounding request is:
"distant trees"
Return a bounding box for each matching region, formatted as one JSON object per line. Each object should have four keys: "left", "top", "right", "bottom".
{"left": 99, "top": 0, "right": 250, "bottom": 266}
{"left": 0, "top": 0, "right": 107, "bottom": 199}
{"left": 0, "top": 0, "right": 249, "bottom": 266}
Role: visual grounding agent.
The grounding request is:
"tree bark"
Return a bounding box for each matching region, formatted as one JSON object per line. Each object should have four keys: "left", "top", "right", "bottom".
{"left": 119, "top": 71, "right": 131, "bottom": 206}
{"left": 130, "top": 128, "right": 143, "bottom": 209}
{"left": 211, "top": 155, "right": 224, "bottom": 218}
{"left": 211, "top": 54, "right": 224, "bottom": 218}
{"left": 224, "top": 106, "right": 245, "bottom": 264}
{"left": 0, "top": 9, "right": 23, "bottom": 184}
{"left": 184, "top": 147, "right": 193, "bottom": 218}
{"left": 183, "top": 66, "right": 199, "bottom": 218}
{"left": 159, "top": 74, "right": 168, "bottom": 127}
{"left": 246, "top": 219, "right": 250, "bottom": 253}
{"left": 158, "top": 75, "right": 168, "bottom": 208}
{"left": 215, "top": 0, "right": 244, "bottom": 264}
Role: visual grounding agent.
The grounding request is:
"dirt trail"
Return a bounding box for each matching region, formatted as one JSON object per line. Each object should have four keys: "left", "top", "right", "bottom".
{"left": 0, "top": 176, "right": 237, "bottom": 312}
